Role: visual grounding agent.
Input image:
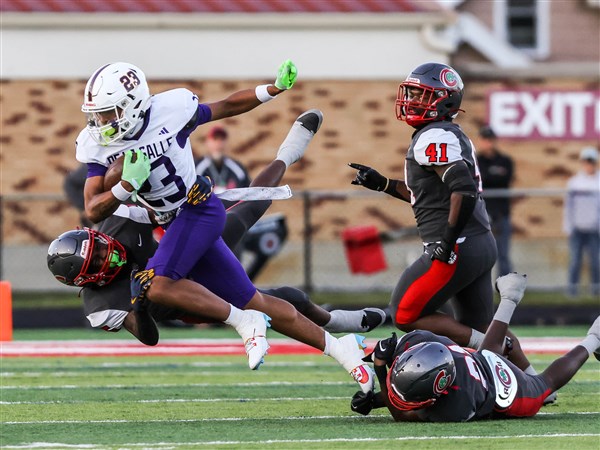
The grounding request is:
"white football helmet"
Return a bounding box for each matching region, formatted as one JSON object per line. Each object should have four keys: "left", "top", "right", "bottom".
{"left": 81, "top": 62, "right": 151, "bottom": 146}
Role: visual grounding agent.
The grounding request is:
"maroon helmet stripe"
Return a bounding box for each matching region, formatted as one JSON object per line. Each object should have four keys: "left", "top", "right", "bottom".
{"left": 87, "top": 63, "right": 111, "bottom": 102}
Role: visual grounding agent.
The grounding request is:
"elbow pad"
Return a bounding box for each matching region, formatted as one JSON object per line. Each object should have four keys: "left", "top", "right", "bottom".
{"left": 441, "top": 161, "right": 477, "bottom": 194}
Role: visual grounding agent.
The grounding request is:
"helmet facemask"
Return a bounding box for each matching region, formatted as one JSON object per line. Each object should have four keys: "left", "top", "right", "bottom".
{"left": 396, "top": 82, "right": 455, "bottom": 127}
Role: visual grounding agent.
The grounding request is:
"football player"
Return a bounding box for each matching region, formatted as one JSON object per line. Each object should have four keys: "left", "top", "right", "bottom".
{"left": 348, "top": 62, "right": 541, "bottom": 382}
{"left": 351, "top": 273, "right": 600, "bottom": 422}
{"left": 59, "top": 109, "right": 379, "bottom": 392}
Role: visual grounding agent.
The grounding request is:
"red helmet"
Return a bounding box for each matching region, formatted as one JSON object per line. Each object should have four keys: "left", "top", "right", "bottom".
{"left": 396, "top": 62, "right": 464, "bottom": 128}
{"left": 47, "top": 228, "right": 127, "bottom": 287}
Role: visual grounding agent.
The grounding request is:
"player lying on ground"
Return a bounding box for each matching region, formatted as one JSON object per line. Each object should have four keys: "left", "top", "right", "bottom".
{"left": 350, "top": 272, "right": 600, "bottom": 421}
{"left": 50, "top": 111, "right": 379, "bottom": 392}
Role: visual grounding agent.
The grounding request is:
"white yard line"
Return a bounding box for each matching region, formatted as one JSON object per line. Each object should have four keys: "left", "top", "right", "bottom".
{"left": 3, "top": 433, "right": 600, "bottom": 449}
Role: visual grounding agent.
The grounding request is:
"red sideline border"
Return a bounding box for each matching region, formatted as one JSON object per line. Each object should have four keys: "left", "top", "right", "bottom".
{"left": 0, "top": 337, "right": 581, "bottom": 358}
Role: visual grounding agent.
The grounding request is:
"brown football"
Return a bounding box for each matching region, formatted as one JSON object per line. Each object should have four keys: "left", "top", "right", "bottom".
{"left": 103, "top": 155, "right": 124, "bottom": 191}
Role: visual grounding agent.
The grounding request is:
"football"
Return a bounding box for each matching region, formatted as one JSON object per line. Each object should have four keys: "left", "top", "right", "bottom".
{"left": 103, "top": 155, "right": 124, "bottom": 191}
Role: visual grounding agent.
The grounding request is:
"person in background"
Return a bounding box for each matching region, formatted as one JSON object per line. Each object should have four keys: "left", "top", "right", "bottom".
{"left": 196, "top": 125, "right": 251, "bottom": 209}
{"left": 63, "top": 163, "right": 94, "bottom": 228}
{"left": 476, "top": 125, "right": 515, "bottom": 276}
{"left": 563, "top": 146, "right": 600, "bottom": 297}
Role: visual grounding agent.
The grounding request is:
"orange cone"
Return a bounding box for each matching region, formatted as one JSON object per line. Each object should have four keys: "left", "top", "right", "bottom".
{"left": 0, "top": 281, "right": 13, "bottom": 341}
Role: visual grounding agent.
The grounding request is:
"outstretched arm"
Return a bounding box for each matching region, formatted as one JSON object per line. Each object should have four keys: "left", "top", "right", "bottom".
{"left": 206, "top": 60, "right": 297, "bottom": 121}
{"left": 348, "top": 163, "right": 411, "bottom": 202}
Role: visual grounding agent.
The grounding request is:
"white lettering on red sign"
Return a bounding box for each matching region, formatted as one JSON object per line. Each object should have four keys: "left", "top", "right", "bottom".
{"left": 487, "top": 90, "right": 600, "bottom": 140}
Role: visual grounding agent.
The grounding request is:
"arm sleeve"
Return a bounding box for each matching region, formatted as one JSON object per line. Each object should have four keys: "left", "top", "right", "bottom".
{"left": 113, "top": 205, "right": 153, "bottom": 225}
{"left": 86, "top": 309, "right": 129, "bottom": 331}
{"left": 395, "top": 330, "right": 455, "bottom": 356}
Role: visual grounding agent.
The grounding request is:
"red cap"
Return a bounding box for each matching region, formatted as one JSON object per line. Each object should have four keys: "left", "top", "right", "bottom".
{"left": 207, "top": 125, "right": 228, "bottom": 140}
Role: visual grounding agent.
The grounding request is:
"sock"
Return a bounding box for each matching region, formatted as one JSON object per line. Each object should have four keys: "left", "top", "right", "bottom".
{"left": 324, "top": 310, "right": 364, "bottom": 333}
{"left": 468, "top": 329, "right": 485, "bottom": 348}
{"left": 276, "top": 121, "right": 312, "bottom": 168}
{"left": 223, "top": 305, "right": 244, "bottom": 328}
{"left": 323, "top": 331, "right": 335, "bottom": 356}
{"left": 493, "top": 300, "right": 517, "bottom": 324}
{"left": 524, "top": 365, "right": 538, "bottom": 375}
{"left": 579, "top": 334, "right": 600, "bottom": 356}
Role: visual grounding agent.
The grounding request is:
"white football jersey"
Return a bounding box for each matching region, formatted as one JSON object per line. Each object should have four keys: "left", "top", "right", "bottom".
{"left": 76, "top": 88, "right": 209, "bottom": 212}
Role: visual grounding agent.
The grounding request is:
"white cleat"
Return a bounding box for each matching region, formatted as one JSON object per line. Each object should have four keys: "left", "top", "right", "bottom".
{"left": 495, "top": 272, "right": 527, "bottom": 305}
{"left": 276, "top": 109, "right": 323, "bottom": 167}
{"left": 331, "top": 334, "right": 375, "bottom": 394}
{"left": 236, "top": 310, "right": 271, "bottom": 370}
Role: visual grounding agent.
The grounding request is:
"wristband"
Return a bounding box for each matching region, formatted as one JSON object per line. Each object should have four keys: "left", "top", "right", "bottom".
{"left": 255, "top": 84, "right": 275, "bottom": 103}
{"left": 111, "top": 181, "right": 133, "bottom": 201}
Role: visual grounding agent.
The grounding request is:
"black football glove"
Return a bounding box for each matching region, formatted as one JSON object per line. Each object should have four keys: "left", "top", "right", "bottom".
{"left": 348, "top": 163, "right": 388, "bottom": 192}
{"left": 363, "top": 332, "right": 398, "bottom": 366}
{"left": 351, "top": 390, "right": 375, "bottom": 416}
{"left": 187, "top": 175, "right": 213, "bottom": 206}
{"left": 430, "top": 240, "right": 457, "bottom": 264}
{"left": 130, "top": 268, "right": 155, "bottom": 312}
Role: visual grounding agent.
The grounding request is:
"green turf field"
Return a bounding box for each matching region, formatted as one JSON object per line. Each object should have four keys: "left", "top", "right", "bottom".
{"left": 2, "top": 327, "right": 599, "bottom": 449}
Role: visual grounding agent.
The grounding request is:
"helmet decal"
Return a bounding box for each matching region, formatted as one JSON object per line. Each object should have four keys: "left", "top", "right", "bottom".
{"left": 440, "top": 68, "right": 459, "bottom": 88}
{"left": 495, "top": 361, "right": 512, "bottom": 388}
{"left": 432, "top": 369, "right": 452, "bottom": 395}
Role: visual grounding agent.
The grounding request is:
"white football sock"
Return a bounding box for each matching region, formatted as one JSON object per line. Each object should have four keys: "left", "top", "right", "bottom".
{"left": 324, "top": 310, "right": 365, "bottom": 333}
{"left": 224, "top": 305, "right": 244, "bottom": 328}
{"left": 468, "top": 329, "right": 485, "bottom": 348}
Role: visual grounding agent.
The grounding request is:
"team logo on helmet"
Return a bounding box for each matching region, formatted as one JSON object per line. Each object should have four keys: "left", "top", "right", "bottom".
{"left": 440, "top": 68, "right": 459, "bottom": 88}
{"left": 433, "top": 369, "right": 452, "bottom": 395}
{"left": 495, "top": 361, "right": 512, "bottom": 388}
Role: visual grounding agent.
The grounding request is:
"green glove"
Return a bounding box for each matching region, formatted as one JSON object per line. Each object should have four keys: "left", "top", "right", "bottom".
{"left": 274, "top": 59, "right": 297, "bottom": 90}
{"left": 122, "top": 149, "right": 150, "bottom": 190}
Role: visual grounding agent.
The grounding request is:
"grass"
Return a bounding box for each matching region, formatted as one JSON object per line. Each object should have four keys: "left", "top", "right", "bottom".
{"left": 1, "top": 327, "right": 599, "bottom": 449}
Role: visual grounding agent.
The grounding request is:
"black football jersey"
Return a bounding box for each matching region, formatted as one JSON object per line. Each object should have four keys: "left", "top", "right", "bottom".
{"left": 82, "top": 205, "right": 169, "bottom": 330}
{"left": 404, "top": 121, "right": 491, "bottom": 243}
{"left": 392, "top": 330, "right": 496, "bottom": 422}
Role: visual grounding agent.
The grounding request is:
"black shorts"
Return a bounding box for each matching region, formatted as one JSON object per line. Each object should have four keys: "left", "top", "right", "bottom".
{"left": 390, "top": 231, "right": 497, "bottom": 330}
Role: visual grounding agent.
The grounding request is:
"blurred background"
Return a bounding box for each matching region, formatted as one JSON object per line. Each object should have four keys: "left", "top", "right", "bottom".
{"left": 1, "top": 0, "right": 599, "bottom": 328}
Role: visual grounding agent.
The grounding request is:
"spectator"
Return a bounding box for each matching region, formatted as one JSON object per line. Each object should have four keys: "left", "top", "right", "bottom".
{"left": 476, "top": 125, "right": 515, "bottom": 276}
{"left": 195, "top": 125, "right": 251, "bottom": 209}
{"left": 563, "top": 146, "right": 600, "bottom": 297}
{"left": 63, "top": 163, "right": 94, "bottom": 228}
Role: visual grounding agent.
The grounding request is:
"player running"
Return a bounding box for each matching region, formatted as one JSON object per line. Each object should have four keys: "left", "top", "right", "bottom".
{"left": 60, "top": 104, "right": 378, "bottom": 392}
{"left": 350, "top": 273, "right": 600, "bottom": 422}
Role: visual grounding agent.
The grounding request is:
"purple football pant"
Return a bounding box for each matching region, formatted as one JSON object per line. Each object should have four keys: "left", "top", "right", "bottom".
{"left": 146, "top": 194, "right": 257, "bottom": 309}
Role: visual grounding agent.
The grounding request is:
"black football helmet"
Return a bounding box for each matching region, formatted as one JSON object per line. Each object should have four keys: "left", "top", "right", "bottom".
{"left": 396, "top": 62, "right": 464, "bottom": 127}
{"left": 47, "top": 228, "right": 127, "bottom": 287}
{"left": 387, "top": 342, "right": 456, "bottom": 411}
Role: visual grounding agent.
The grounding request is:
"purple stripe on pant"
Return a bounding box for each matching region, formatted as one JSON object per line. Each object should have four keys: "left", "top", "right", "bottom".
{"left": 146, "top": 194, "right": 256, "bottom": 309}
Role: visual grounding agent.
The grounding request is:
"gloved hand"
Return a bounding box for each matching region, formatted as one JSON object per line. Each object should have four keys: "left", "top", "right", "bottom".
{"left": 363, "top": 333, "right": 398, "bottom": 366}
{"left": 274, "top": 59, "right": 298, "bottom": 90}
{"left": 130, "top": 268, "right": 155, "bottom": 312}
{"left": 122, "top": 149, "right": 150, "bottom": 190}
{"left": 187, "top": 176, "right": 213, "bottom": 206}
{"left": 348, "top": 163, "right": 388, "bottom": 192}
{"left": 430, "top": 240, "right": 457, "bottom": 264}
{"left": 351, "top": 390, "right": 375, "bottom": 416}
